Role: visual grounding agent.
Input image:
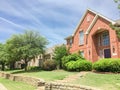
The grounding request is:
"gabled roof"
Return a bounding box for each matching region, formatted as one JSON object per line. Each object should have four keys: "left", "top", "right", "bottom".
{"left": 64, "top": 35, "right": 73, "bottom": 40}
{"left": 68, "top": 9, "right": 116, "bottom": 38}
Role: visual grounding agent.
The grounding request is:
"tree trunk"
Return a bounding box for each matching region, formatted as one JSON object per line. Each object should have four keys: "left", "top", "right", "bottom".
{"left": 59, "top": 60, "right": 62, "bottom": 69}
{"left": 1, "top": 62, "right": 5, "bottom": 71}
{"left": 24, "top": 59, "right": 28, "bottom": 71}
{"left": 10, "top": 61, "right": 15, "bottom": 70}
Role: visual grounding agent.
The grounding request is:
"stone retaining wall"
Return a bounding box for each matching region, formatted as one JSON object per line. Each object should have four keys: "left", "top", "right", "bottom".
{"left": 0, "top": 71, "right": 45, "bottom": 87}
{"left": 45, "top": 82, "right": 100, "bottom": 90}
{"left": 0, "top": 72, "right": 100, "bottom": 90}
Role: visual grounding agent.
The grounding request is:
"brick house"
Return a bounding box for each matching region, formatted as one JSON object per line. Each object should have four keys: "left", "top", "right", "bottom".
{"left": 65, "top": 9, "right": 120, "bottom": 62}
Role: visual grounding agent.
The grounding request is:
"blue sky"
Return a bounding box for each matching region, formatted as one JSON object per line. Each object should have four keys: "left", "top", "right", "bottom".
{"left": 0, "top": 0, "right": 119, "bottom": 47}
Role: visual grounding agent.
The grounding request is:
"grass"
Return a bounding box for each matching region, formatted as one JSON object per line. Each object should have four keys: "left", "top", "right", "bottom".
{"left": 0, "top": 77, "right": 36, "bottom": 90}
{"left": 72, "top": 72, "right": 120, "bottom": 90}
{"left": 5, "top": 69, "right": 120, "bottom": 90}
{"left": 5, "top": 69, "right": 78, "bottom": 81}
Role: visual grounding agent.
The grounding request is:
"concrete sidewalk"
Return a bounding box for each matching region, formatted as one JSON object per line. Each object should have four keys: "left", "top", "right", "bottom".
{"left": 0, "top": 83, "right": 7, "bottom": 90}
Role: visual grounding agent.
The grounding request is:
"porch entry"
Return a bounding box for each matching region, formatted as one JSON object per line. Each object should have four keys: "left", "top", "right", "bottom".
{"left": 104, "top": 49, "right": 111, "bottom": 58}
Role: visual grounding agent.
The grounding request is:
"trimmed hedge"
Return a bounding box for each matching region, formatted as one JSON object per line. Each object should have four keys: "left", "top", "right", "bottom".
{"left": 93, "top": 58, "right": 120, "bottom": 73}
{"left": 65, "top": 61, "right": 76, "bottom": 71}
{"left": 75, "top": 60, "right": 92, "bottom": 71}
{"left": 62, "top": 53, "right": 85, "bottom": 69}
{"left": 65, "top": 60, "right": 92, "bottom": 71}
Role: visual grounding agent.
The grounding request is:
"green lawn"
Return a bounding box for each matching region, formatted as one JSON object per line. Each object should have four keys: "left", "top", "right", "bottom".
{"left": 72, "top": 72, "right": 120, "bottom": 90}
{"left": 5, "top": 69, "right": 78, "bottom": 81}
{"left": 0, "top": 77, "right": 36, "bottom": 90}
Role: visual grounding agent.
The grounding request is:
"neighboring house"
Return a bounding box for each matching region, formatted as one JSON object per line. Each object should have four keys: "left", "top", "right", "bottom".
{"left": 43, "top": 44, "right": 62, "bottom": 61}
{"left": 28, "top": 44, "right": 62, "bottom": 67}
{"left": 27, "top": 55, "right": 43, "bottom": 67}
{"left": 65, "top": 9, "right": 120, "bottom": 62}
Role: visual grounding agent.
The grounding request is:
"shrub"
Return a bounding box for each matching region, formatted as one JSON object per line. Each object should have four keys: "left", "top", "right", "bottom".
{"left": 43, "top": 60, "right": 57, "bottom": 71}
{"left": 27, "top": 66, "right": 41, "bottom": 71}
{"left": 108, "top": 59, "right": 120, "bottom": 72}
{"left": 93, "top": 58, "right": 120, "bottom": 73}
{"left": 65, "top": 60, "right": 92, "bottom": 71}
{"left": 62, "top": 53, "right": 84, "bottom": 69}
{"left": 75, "top": 60, "right": 92, "bottom": 71}
{"left": 93, "top": 59, "right": 110, "bottom": 72}
{"left": 65, "top": 61, "right": 76, "bottom": 71}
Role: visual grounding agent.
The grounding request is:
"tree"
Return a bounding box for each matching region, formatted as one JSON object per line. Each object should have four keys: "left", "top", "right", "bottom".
{"left": 6, "top": 30, "right": 48, "bottom": 71}
{"left": 110, "top": 0, "right": 120, "bottom": 38}
{"left": 0, "top": 43, "right": 8, "bottom": 71}
{"left": 53, "top": 44, "right": 68, "bottom": 69}
{"left": 5, "top": 36, "right": 22, "bottom": 70}
{"left": 114, "top": 0, "right": 120, "bottom": 9}
{"left": 110, "top": 24, "right": 120, "bottom": 38}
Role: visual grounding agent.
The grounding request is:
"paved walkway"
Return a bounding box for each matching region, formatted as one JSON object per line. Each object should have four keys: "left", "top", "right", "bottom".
{"left": 55, "top": 71, "right": 89, "bottom": 83}
{"left": 0, "top": 83, "right": 7, "bottom": 90}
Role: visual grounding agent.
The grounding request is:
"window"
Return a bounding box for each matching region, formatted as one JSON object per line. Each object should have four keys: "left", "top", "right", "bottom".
{"left": 70, "top": 38, "right": 72, "bottom": 47}
{"left": 80, "top": 51, "right": 84, "bottom": 57}
{"left": 87, "top": 16, "right": 91, "bottom": 22}
{"left": 79, "top": 31, "right": 84, "bottom": 45}
{"left": 98, "top": 35, "right": 101, "bottom": 46}
{"left": 102, "top": 32, "right": 110, "bottom": 46}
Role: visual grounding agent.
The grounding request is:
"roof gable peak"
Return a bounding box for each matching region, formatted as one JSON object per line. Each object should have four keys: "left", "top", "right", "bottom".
{"left": 73, "top": 9, "right": 116, "bottom": 35}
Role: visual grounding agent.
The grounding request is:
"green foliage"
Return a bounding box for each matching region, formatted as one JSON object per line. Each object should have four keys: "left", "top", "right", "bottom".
{"left": 65, "top": 60, "right": 92, "bottom": 71}
{"left": 53, "top": 44, "right": 68, "bottom": 69}
{"left": 27, "top": 66, "right": 41, "bottom": 71}
{"left": 93, "top": 58, "right": 120, "bottom": 72}
{"left": 114, "top": 0, "right": 120, "bottom": 9}
{"left": 0, "top": 43, "right": 9, "bottom": 70}
{"left": 62, "top": 53, "right": 90, "bottom": 71}
{"left": 6, "top": 30, "right": 48, "bottom": 71}
{"left": 65, "top": 61, "right": 76, "bottom": 71}
{"left": 75, "top": 60, "right": 92, "bottom": 71}
{"left": 62, "top": 53, "right": 84, "bottom": 69}
{"left": 110, "top": 23, "right": 120, "bottom": 38}
{"left": 110, "top": 0, "right": 120, "bottom": 38}
{"left": 43, "top": 60, "right": 57, "bottom": 71}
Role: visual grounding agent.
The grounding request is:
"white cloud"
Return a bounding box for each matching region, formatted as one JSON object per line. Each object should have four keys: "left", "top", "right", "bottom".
{"left": 0, "top": 0, "right": 119, "bottom": 47}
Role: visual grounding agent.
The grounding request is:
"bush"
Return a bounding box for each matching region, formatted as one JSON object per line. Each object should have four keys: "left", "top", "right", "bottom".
{"left": 62, "top": 53, "right": 84, "bottom": 69}
{"left": 75, "top": 60, "right": 92, "bottom": 71}
{"left": 93, "top": 59, "right": 110, "bottom": 72}
{"left": 27, "top": 66, "right": 41, "bottom": 71}
{"left": 93, "top": 58, "right": 120, "bottom": 73}
{"left": 65, "top": 60, "right": 92, "bottom": 71}
{"left": 65, "top": 61, "right": 76, "bottom": 71}
{"left": 43, "top": 60, "right": 57, "bottom": 71}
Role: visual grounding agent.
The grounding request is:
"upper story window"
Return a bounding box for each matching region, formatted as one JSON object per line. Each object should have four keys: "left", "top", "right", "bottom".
{"left": 87, "top": 16, "right": 91, "bottom": 22}
{"left": 70, "top": 38, "right": 73, "bottom": 47}
{"left": 102, "top": 32, "right": 110, "bottom": 46}
{"left": 79, "top": 31, "right": 84, "bottom": 45}
{"left": 98, "top": 31, "right": 110, "bottom": 46}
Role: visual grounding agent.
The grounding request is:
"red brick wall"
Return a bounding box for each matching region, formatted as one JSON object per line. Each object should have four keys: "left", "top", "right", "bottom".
{"left": 67, "top": 10, "right": 120, "bottom": 62}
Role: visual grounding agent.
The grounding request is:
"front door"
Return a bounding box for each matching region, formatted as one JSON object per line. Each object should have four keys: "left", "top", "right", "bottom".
{"left": 104, "top": 49, "right": 111, "bottom": 58}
